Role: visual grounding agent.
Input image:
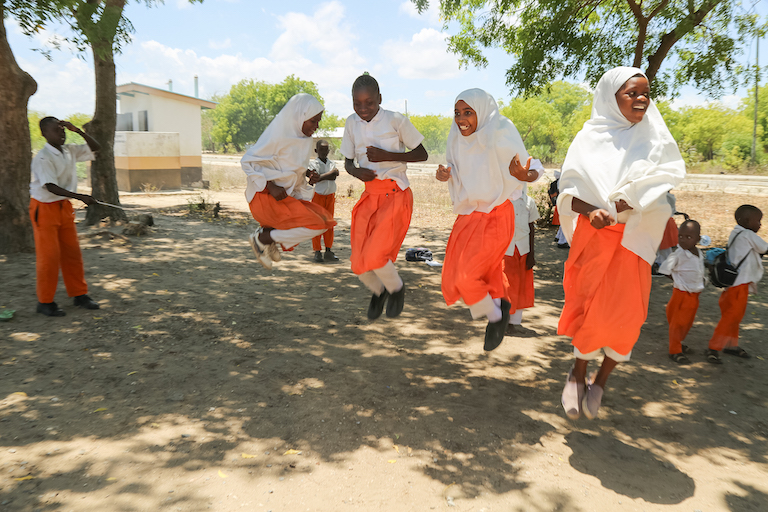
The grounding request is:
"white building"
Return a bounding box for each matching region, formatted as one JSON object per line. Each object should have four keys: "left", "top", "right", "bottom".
{"left": 115, "top": 81, "right": 216, "bottom": 191}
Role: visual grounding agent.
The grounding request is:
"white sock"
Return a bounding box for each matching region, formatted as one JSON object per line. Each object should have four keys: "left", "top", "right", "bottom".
{"left": 270, "top": 227, "right": 326, "bottom": 249}
{"left": 509, "top": 309, "right": 523, "bottom": 325}
{"left": 359, "top": 271, "right": 385, "bottom": 295}
{"left": 372, "top": 261, "right": 403, "bottom": 294}
{"left": 468, "top": 294, "right": 502, "bottom": 322}
{"left": 493, "top": 297, "right": 501, "bottom": 308}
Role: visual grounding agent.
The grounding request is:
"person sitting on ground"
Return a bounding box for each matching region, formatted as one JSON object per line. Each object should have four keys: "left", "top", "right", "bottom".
{"left": 659, "top": 219, "right": 706, "bottom": 364}
{"left": 30, "top": 117, "right": 102, "bottom": 317}
{"left": 306, "top": 140, "right": 340, "bottom": 263}
{"left": 705, "top": 205, "right": 768, "bottom": 364}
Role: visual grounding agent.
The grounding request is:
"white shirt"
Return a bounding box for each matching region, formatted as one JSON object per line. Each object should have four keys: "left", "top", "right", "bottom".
{"left": 506, "top": 194, "right": 540, "bottom": 256}
{"left": 658, "top": 248, "right": 706, "bottom": 293}
{"left": 727, "top": 225, "right": 768, "bottom": 293}
{"left": 340, "top": 109, "right": 425, "bottom": 191}
{"left": 308, "top": 158, "right": 338, "bottom": 196}
{"left": 30, "top": 143, "right": 94, "bottom": 203}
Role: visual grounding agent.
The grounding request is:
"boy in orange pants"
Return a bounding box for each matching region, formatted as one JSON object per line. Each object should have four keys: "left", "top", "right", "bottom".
{"left": 706, "top": 205, "right": 768, "bottom": 364}
{"left": 307, "top": 140, "right": 339, "bottom": 262}
{"left": 341, "top": 73, "right": 428, "bottom": 320}
{"left": 658, "top": 220, "right": 705, "bottom": 364}
{"left": 29, "top": 117, "right": 102, "bottom": 316}
{"left": 503, "top": 191, "right": 540, "bottom": 334}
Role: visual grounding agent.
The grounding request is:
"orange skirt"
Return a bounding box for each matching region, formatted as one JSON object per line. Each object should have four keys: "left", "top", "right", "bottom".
{"left": 552, "top": 206, "right": 560, "bottom": 226}
{"left": 659, "top": 217, "right": 678, "bottom": 250}
{"left": 666, "top": 289, "right": 700, "bottom": 354}
{"left": 442, "top": 200, "right": 514, "bottom": 307}
{"left": 248, "top": 190, "right": 336, "bottom": 232}
{"left": 502, "top": 249, "right": 534, "bottom": 312}
{"left": 558, "top": 216, "right": 651, "bottom": 356}
{"left": 708, "top": 283, "right": 749, "bottom": 350}
{"left": 350, "top": 179, "right": 413, "bottom": 275}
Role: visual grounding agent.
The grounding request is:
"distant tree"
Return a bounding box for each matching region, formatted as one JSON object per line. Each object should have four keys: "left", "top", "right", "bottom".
{"left": 319, "top": 112, "right": 344, "bottom": 134}
{"left": 210, "top": 75, "right": 322, "bottom": 151}
{"left": 540, "top": 81, "right": 592, "bottom": 121}
{"left": 677, "top": 104, "right": 753, "bottom": 161}
{"left": 500, "top": 98, "right": 566, "bottom": 163}
{"left": 409, "top": 114, "right": 452, "bottom": 155}
{"left": 739, "top": 84, "right": 768, "bottom": 153}
{"left": 412, "top": 0, "right": 761, "bottom": 98}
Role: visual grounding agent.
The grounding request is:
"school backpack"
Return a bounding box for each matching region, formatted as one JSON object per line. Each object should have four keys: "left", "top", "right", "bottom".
{"left": 706, "top": 232, "right": 748, "bottom": 288}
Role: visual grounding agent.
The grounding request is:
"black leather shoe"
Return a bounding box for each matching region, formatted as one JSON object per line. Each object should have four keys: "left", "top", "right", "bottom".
{"left": 324, "top": 249, "right": 339, "bottom": 261}
{"left": 367, "top": 290, "right": 389, "bottom": 319}
{"left": 386, "top": 284, "right": 405, "bottom": 318}
{"left": 37, "top": 302, "right": 66, "bottom": 317}
{"left": 484, "top": 299, "right": 511, "bottom": 351}
{"left": 73, "top": 294, "right": 100, "bottom": 310}
{"left": 313, "top": 251, "right": 323, "bottom": 263}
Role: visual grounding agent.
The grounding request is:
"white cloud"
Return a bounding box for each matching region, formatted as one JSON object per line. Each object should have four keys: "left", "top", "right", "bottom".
{"left": 23, "top": 56, "right": 95, "bottom": 116}
{"left": 208, "top": 38, "right": 231, "bottom": 50}
{"left": 399, "top": 1, "right": 441, "bottom": 26}
{"left": 381, "top": 28, "right": 461, "bottom": 80}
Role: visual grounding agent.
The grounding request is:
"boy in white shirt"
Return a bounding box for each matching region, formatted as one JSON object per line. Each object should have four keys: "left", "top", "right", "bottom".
{"left": 29, "top": 117, "right": 101, "bottom": 317}
{"left": 341, "top": 73, "right": 428, "bottom": 320}
{"left": 706, "top": 205, "right": 768, "bottom": 364}
{"left": 659, "top": 220, "right": 706, "bottom": 364}
{"left": 307, "top": 140, "right": 339, "bottom": 262}
{"left": 503, "top": 192, "right": 540, "bottom": 334}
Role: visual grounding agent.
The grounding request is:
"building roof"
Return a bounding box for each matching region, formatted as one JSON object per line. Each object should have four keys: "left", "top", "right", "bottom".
{"left": 116, "top": 82, "right": 217, "bottom": 109}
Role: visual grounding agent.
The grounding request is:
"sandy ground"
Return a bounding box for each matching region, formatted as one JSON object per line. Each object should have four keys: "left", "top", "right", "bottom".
{"left": 1, "top": 175, "right": 767, "bottom": 512}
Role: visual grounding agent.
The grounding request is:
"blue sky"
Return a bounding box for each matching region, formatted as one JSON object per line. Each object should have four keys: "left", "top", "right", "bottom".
{"left": 6, "top": 0, "right": 768, "bottom": 120}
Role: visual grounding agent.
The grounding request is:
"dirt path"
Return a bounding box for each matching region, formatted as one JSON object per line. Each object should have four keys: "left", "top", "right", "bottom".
{"left": 1, "top": 186, "right": 767, "bottom": 512}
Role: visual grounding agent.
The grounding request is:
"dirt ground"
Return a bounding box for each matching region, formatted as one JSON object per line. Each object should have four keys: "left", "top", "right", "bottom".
{"left": 1, "top": 175, "right": 767, "bottom": 512}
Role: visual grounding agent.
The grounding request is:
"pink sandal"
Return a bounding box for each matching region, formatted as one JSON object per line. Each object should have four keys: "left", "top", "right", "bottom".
{"left": 582, "top": 383, "right": 604, "bottom": 420}
{"left": 561, "top": 369, "right": 585, "bottom": 420}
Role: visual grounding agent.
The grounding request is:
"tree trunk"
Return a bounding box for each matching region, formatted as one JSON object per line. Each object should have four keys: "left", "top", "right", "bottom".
{"left": 85, "top": 40, "right": 126, "bottom": 225}
{"left": 0, "top": 7, "right": 36, "bottom": 254}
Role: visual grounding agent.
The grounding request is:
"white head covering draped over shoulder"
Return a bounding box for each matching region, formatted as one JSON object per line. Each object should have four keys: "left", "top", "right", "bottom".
{"left": 241, "top": 93, "right": 324, "bottom": 203}
{"left": 556, "top": 67, "right": 686, "bottom": 264}
{"left": 445, "top": 88, "right": 542, "bottom": 215}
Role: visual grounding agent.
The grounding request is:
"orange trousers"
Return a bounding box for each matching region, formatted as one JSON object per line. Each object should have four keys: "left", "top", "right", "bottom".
{"left": 659, "top": 217, "right": 678, "bottom": 251}
{"left": 558, "top": 216, "right": 652, "bottom": 356}
{"left": 350, "top": 179, "right": 413, "bottom": 275}
{"left": 29, "top": 199, "right": 88, "bottom": 303}
{"left": 442, "top": 200, "right": 514, "bottom": 307}
{"left": 552, "top": 206, "right": 560, "bottom": 226}
{"left": 311, "top": 192, "right": 335, "bottom": 251}
{"left": 708, "top": 283, "right": 750, "bottom": 350}
{"left": 666, "top": 289, "right": 700, "bottom": 354}
{"left": 248, "top": 190, "right": 336, "bottom": 250}
{"left": 502, "top": 249, "right": 534, "bottom": 312}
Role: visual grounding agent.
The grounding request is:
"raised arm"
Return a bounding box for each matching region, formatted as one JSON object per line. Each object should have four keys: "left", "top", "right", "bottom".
{"left": 366, "top": 143, "right": 428, "bottom": 164}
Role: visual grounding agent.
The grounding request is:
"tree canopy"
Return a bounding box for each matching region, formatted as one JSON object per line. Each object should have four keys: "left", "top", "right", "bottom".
{"left": 413, "top": 0, "right": 762, "bottom": 97}
{"left": 209, "top": 75, "right": 323, "bottom": 151}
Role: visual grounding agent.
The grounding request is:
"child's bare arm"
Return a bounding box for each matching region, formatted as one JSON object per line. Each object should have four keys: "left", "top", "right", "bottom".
{"left": 526, "top": 222, "right": 535, "bottom": 270}
{"left": 345, "top": 158, "right": 376, "bottom": 182}
{"left": 266, "top": 181, "right": 288, "bottom": 201}
{"left": 572, "top": 197, "right": 615, "bottom": 229}
{"left": 366, "top": 143, "right": 428, "bottom": 163}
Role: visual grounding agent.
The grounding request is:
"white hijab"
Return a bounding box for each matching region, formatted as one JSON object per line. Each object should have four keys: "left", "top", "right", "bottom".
{"left": 445, "top": 88, "right": 540, "bottom": 215}
{"left": 241, "top": 93, "right": 324, "bottom": 202}
{"left": 557, "top": 67, "right": 686, "bottom": 264}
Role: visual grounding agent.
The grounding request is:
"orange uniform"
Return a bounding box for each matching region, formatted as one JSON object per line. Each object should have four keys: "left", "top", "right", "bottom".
{"left": 502, "top": 248, "right": 534, "bottom": 312}
{"left": 248, "top": 190, "right": 335, "bottom": 251}
{"left": 708, "top": 283, "right": 750, "bottom": 351}
{"left": 666, "top": 289, "right": 700, "bottom": 354}
{"left": 659, "top": 217, "right": 679, "bottom": 251}
{"left": 311, "top": 192, "right": 336, "bottom": 251}
{"left": 558, "top": 216, "right": 652, "bottom": 356}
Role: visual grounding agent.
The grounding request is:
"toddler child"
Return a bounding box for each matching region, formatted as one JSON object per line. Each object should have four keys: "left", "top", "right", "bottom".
{"left": 705, "top": 205, "right": 768, "bottom": 363}
{"left": 341, "top": 73, "right": 428, "bottom": 319}
{"left": 307, "top": 139, "right": 339, "bottom": 262}
{"left": 503, "top": 191, "right": 540, "bottom": 334}
{"left": 659, "top": 219, "right": 706, "bottom": 364}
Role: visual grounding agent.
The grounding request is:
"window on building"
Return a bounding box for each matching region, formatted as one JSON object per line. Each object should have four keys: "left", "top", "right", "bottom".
{"left": 116, "top": 113, "right": 133, "bottom": 131}
{"left": 138, "top": 110, "right": 149, "bottom": 131}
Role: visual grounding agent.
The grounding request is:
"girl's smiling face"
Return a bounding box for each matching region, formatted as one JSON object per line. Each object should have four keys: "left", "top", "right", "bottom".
{"left": 615, "top": 75, "right": 650, "bottom": 124}
{"left": 301, "top": 112, "right": 323, "bottom": 137}
{"left": 454, "top": 100, "right": 478, "bottom": 136}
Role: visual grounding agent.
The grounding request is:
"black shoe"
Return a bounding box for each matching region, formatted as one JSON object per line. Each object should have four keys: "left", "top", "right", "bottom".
{"left": 386, "top": 284, "right": 405, "bottom": 318}
{"left": 73, "top": 294, "right": 100, "bottom": 310}
{"left": 367, "top": 290, "right": 389, "bottom": 320}
{"left": 324, "top": 249, "right": 338, "bottom": 261}
{"left": 37, "top": 302, "right": 66, "bottom": 317}
{"left": 557, "top": 243, "right": 570, "bottom": 249}
{"left": 484, "top": 299, "right": 511, "bottom": 351}
{"left": 313, "top": 251, "right": 323, "bottom": 263}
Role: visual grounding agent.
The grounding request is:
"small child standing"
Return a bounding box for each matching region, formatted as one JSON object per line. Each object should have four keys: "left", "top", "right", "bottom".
{"left": 659, "top": 220, "right": 706, "bottom": 364}
{"left": 307, "top": 140, "right": 339, "bottom": 263}
{"left": 503, "top": 191, "right": 540, "bottom": 334}
{"left": 706, "top": 205, "right": 768, "bottom": 364}
{"left": 341, "top": 73, "right": 428, "bottom": 320}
